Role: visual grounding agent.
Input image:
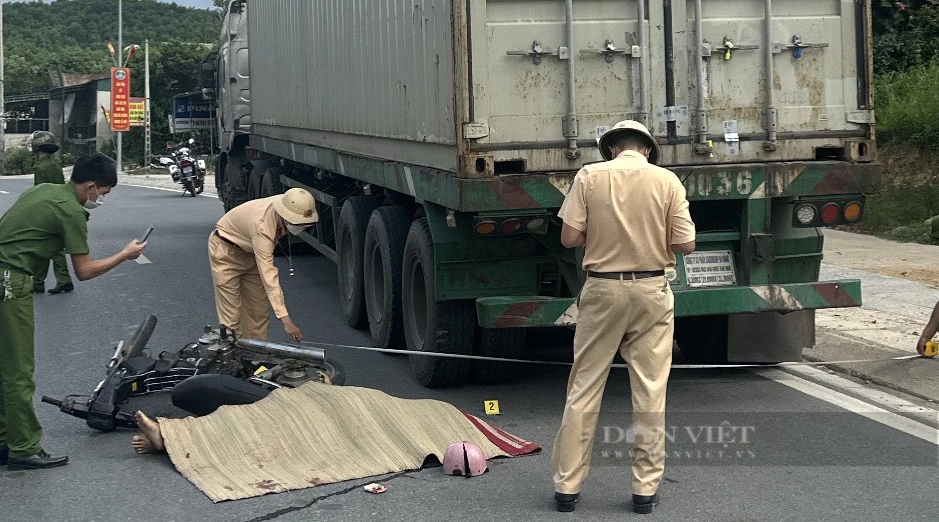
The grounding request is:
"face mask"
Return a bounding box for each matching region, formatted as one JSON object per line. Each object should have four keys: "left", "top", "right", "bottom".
{"left": 286, "top": 223, "right": 308, "bottom": 236}
{"left": 83, "top": 185, "right": 104, "bottom": 210}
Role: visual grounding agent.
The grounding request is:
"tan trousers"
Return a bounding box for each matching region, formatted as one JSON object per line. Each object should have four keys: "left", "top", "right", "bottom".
{"left": 552, "top": 276, "right": 674, "bottom": 497}
{"left": 208, "top": 233, "right": 271, "bottom": 340}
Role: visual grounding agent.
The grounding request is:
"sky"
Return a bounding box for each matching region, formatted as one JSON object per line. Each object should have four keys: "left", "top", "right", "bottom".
{"left": 1, "top": 0, "right": 217, "bottom": 9}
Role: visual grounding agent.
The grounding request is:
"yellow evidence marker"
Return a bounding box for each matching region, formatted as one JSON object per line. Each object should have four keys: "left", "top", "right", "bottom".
{"left": 484, "top": 400, "right": 501, "bottom": 415}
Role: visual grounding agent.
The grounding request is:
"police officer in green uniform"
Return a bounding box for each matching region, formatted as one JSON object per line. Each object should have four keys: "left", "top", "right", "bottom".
{"left": 0, "top": 154, "right": 147, "bottom": 470}
{"left": 28, "top": 131, "right": 74, "bottom": 295}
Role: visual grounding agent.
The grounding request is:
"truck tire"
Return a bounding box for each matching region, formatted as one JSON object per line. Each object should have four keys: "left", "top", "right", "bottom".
{"left": 259, "top": 168, "right": 284, "bottom": 197}
{"left": 336, "top": 196, "right": 380, "bottom": 329}
{"left": 363, "top": 206, "right": 411, "bottom": 349}
{"left": 403, "top": 218, "right": 474, "bottom": 387}
{"left": 674, "top": 315, "right": 729, "bottom": 364}
{"left": 472, "top": 328, "right": 527, "bottom": 384}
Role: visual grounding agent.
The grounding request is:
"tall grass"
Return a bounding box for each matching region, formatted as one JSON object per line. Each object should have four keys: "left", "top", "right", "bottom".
{"left": 875, "top": 60, "right": 939, "bottom": 148}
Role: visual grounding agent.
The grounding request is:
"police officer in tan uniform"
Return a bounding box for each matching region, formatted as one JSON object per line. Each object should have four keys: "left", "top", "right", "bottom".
{"left": 209, "top": 188, "right": 318, "bottom": 341}
{"left": 552, "top": 121, "right": 696, "bottom": 514}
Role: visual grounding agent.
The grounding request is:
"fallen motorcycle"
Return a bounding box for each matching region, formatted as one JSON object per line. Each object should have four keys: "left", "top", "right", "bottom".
{"left": 42, "top": 315, "right": 344, "bottom": 431}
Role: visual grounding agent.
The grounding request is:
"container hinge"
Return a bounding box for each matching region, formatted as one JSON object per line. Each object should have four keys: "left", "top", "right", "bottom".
{"left": 579, "top": 39, "right": 641, "bottom": 63}
{"left": 562, "top": 115, "right": 579, "bottom": 139}
{"left": 772, "top": 35, "right": 829, "bottom": 59}
{"left": 463, "top": 123, "right": 490, "bottom": 140}
{"left": 846, "top": 110, "right": 875, "bottom": 124}
{"left": 507, "top": 40, "right": 569, "bottom": 65}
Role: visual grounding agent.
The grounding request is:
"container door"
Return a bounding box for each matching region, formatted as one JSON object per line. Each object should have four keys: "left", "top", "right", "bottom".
{"left": 469, "top": 0, "right": 649, "bottom": 171}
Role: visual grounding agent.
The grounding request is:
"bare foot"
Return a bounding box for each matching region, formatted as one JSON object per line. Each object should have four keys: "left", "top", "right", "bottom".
{"left": 132, "top": 434, "right": 158, "bottom": 454}
{"left": 134, "top": 410, "right": 165, "bottom": 453}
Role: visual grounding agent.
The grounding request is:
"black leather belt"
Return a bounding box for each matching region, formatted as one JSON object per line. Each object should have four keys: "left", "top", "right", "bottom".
{"left": 214, "top": 230, "right": 242, "bottom": 250}
{"left": 587, "top": 270, "right": 665, "bottom": 280}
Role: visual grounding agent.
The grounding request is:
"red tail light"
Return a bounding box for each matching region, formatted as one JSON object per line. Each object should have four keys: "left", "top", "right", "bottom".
{"left": 820, "top": 203, "right": 840, "bottom": 224}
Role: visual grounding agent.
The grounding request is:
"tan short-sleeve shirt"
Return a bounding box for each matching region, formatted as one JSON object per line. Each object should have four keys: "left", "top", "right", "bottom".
{"left": 558, "top": 150, "right": 696, "bottom": 272}
{"left": 215, "top": 196, "right": 289, "bottom": 318}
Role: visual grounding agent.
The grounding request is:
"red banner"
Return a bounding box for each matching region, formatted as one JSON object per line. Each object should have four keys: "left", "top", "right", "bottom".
{"left": 110, "top": 67, "right": 131, "bottom": 132}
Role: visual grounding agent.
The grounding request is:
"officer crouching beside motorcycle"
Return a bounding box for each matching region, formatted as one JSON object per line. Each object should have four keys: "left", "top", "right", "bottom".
{"left": 0, "top": 154, "right": 147, "bottom": 470}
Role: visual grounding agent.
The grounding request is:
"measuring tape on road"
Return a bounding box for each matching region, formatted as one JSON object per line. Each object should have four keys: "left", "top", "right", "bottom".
{"left": 300, "top": 340, "right": 930, "bottom": 370}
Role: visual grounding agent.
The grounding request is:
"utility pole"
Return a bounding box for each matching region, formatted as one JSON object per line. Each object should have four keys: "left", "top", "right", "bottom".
{"left": 1, "top": 2, "right": 6, "bottom": 166}
{"left": 144, "top": 39, "right": 151, "bottom": 167}
{"left": 117, "top": 0, "right": 122, "bottom": 173}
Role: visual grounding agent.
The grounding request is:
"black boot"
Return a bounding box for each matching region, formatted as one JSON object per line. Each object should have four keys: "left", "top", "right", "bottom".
{"left": 6, "top": 450, "right": 69, "bottom": 470}
{"left": 632, "top": 493, "right": 660, "bottom": 514}
{"left": 0, "top": 447, "right": 8, "bottom": 466}
{"left": 32, "top": 284, "right": 45, "bottom": 294}
{"left": 48, "top": 282, "right": 74, "bottom": 295}
{"left": 555, "top": 492, "right": 580, "bottom": 512}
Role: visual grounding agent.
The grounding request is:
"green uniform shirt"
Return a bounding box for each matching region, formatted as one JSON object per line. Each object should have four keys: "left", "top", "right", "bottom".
{"left": 0, "top": 182, "right": 90, "bottom": 275}
{"left": 32, "top": 156, "right": 65, "bottom": 185}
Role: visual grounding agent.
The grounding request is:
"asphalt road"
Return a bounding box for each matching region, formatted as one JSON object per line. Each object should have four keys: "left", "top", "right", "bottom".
{"left": 0, "top": 178, "right": 937, "bottom": 522}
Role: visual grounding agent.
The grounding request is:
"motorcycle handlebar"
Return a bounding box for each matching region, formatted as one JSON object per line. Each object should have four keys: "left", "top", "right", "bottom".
{"left": 41, "top": 396, "right": 63, "bottom": 407}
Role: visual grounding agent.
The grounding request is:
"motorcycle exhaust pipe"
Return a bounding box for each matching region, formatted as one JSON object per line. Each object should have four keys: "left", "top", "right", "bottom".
{"left": 235, "top": 338, "right": 325, "bottom": 364}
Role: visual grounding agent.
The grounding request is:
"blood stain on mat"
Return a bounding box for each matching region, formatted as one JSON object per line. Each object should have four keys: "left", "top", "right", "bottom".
{"left": 254, "top": 480, "right": 279, "bottom": 490}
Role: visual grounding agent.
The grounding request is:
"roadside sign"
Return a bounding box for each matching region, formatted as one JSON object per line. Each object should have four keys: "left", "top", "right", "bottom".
{"left": 172, "top": 92, "right": 215, "bottom": 132}
{"left": 110, "top": 67, "right": 131, "bottom": 132}
{"left": 129, "top": 97, "right": 145, "bottom": 127}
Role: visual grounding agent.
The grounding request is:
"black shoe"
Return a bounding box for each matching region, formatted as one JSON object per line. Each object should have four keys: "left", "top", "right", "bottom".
{"left": 632, "top": 493, "right": 660, "bottom": 514}
{"left": 48, "top": 282, "right": 74, "bottom": 295}
{"left": 32, "top": 285, "right": 45, "bottom": 294}
{"left": 555, "top": 492, "right": 579, "bottom": 512}
{"left": 0, "top": 447, "right": 8, "bottom": 466}
{"left": 6, "top": 450, "right": 69, "bottom": 470}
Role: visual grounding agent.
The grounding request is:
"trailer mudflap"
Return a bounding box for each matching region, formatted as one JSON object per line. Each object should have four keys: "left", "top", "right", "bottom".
{"left": 476, "top": 279, "right": 861, "bottom": 328}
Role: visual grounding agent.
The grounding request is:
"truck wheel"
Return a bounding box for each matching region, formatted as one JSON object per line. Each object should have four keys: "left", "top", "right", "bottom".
{"left": 363, "top": 206, "right": 411, "bottom": 349}
{"left": 472, "top": 328, "right": 527, "bottom": 384}
{"left": 259, "top": 168, "right": 284, "bottom": 197}
{"left": 674, "top": 315, "right": 729, "bottom": 364}
{"left": 336, "top": 196, "right": 380, "bottom": 329}
{"left": 403, "top": 218, "right": 473, "bottom": 387}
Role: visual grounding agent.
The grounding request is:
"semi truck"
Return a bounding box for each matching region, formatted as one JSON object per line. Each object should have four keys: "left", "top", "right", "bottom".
{"left": 207, "top": 0, "right": 881, "bottom": 387}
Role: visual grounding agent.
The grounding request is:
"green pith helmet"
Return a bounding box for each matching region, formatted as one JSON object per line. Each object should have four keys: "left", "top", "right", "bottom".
{"left": 29, "top": 131, "right": 60, "bottom": 154}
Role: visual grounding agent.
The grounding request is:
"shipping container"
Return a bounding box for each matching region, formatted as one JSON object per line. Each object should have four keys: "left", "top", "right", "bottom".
{"left": 208, "top": 0, "right": 880, "bottom": 387}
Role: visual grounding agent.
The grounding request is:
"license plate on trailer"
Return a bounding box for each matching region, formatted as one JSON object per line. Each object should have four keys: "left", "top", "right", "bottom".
{"left": 682, "top": 250, "right": 737, "bottom": 287}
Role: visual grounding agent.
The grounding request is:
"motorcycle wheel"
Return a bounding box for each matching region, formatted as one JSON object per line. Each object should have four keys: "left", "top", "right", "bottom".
{"left": 183, "top": 179, "right": 196, "bottom": 197}
{"left": 195, "top": 177, "right": 205, "bottom": 195}
{"left": 274, "top": 356, "right": 346, "bottom": 387}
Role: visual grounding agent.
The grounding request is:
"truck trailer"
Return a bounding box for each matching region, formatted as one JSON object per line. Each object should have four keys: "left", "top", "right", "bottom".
{"left": 208, "top": 0, "right": 881, "bottom": 387}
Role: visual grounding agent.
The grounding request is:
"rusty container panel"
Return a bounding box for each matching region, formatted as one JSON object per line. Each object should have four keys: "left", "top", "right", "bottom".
{"left": 248, "top": 0, "right": 458, "bottom": 172}
{"left": 248, "top": 0, "right": 873, "bottom": 177}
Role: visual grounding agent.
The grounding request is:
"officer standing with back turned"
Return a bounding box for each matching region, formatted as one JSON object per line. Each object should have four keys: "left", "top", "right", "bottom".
{"left": 0, "top": 154, "right": 146, "bottom": 470}
{"left": 551, "top": 121, "right": 696, "bottom": 514}
{"left": 28, "top": 131, "right": 74, "bottom": 295}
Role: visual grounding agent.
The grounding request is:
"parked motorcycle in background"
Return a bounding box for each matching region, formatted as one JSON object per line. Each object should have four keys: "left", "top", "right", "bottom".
{"left": 167, "top": 138, "right": 206, "bottom": 197}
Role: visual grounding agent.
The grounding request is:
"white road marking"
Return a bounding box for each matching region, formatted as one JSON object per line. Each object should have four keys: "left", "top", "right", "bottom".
{"left": 135, "top": 255, "right": 152, "bottom": 265}
{"left": 754, "top": 367, "right": 938, "bottom": 445}
{"left": 119, "top": 182, "right": 218, "bottom": 199}
{"left": 0, "top": 190, "right": 9, "bottom": 194}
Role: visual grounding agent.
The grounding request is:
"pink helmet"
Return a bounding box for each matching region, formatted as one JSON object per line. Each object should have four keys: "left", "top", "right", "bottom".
{"left": 442, "top": 441, "right": 488, "bottom": 477}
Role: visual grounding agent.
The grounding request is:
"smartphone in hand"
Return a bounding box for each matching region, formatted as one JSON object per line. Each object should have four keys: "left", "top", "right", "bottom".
{"left": 140, "top": 226, "right": 154, "bottom": 243}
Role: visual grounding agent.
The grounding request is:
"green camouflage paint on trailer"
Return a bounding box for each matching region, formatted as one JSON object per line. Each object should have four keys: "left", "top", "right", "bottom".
{"left": 252, "top": 136, "right": 880, "bottom": 212}
{"left": 475, "top": 280, "right": 862, "bottom": 329}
